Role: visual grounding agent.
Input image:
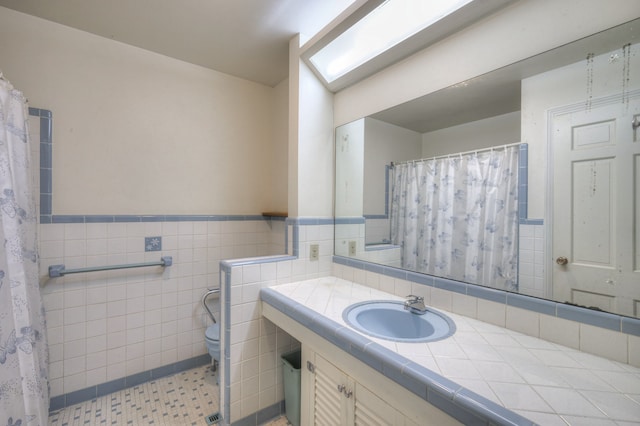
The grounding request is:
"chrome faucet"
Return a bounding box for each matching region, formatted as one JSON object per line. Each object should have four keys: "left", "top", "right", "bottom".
{"left": 404, "top": 295, "right": 428, "bottom": 315}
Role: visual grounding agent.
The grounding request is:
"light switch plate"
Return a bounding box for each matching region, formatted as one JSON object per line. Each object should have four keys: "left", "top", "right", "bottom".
{"left": 310, "top": 244, "right": 319, "bottom": 260}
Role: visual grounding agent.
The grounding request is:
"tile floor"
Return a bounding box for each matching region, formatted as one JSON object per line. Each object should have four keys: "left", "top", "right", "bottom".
{"left": 48, "top": 364, "right": 289, "bottom": 425}
{"left": 48, "top": 365, "right": 222, "bottom": 425}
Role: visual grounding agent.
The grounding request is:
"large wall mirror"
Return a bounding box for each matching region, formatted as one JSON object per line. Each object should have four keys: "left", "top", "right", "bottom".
{"left": 335, "top": 18, "right": 640, "bottom": 318}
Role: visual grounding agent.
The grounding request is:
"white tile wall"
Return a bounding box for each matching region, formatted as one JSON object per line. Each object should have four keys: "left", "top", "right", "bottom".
{"left": 225, "top": 222, "right": 334, "bottom": 423}
{"left": 518, "top": 223, "right": 546, "bottom": 299}
{"left": 334, "top": 223, "right": 364, "bottom": 258}
{"left": 364, "top": 218, "right": 390, "bottom": 244}
{"left": 40, "top": 219, "right": 283, "bottom": 397}
{"left": 335, "top": 222, "right": 401, "bottom": 267}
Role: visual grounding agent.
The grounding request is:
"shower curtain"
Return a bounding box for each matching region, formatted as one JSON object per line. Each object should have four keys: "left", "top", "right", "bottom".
{"left": 390, "top": 146, "right": 519, "bottom": 291}
{"left": 0, "top": 76, "right": 49, "bottom": 424}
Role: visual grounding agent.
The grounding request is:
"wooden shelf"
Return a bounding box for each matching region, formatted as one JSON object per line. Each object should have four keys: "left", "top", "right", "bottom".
{"left": 262, "top": 212, "right": 288, "bottom": 218}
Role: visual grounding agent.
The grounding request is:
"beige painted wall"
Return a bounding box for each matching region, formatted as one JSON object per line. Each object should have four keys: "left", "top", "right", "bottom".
{"left": 297, "top": 60, "right": 334, "bottom": 218}
{"left": 364, "top": 118, "right": 421, "bottom": 214}
{"left": 0, "top": 6, "right": 286, "bottom": 215}
{"left": 289, "top": 37, "right": 335, "bottom": 218}
{"left": 270, "top": 78, "right": 289, "bottom": 213}
{"left": 421, "top": 111, "right": 520, "bottom": 158}
{"left": 335, "top": 119, "right": 364, "bottom": 218}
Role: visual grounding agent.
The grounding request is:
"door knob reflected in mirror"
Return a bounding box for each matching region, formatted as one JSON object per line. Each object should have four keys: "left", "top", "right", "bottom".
{"left": 556, "top": 256, "right": 568, "bottom": 265}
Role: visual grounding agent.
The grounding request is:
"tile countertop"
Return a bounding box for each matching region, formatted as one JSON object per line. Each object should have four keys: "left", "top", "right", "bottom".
{"left": 260, "top": 277, "right": 640, "bottom": 426}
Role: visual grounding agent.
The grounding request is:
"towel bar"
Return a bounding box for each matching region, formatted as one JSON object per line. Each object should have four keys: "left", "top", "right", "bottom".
{"left": 48, "top": 256, "right": 172, "bottom": 278}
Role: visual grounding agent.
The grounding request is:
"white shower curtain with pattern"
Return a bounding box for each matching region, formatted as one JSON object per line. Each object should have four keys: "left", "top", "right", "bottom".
{"left": 390, "top": 146, "right": 519, "bottom": 291}
{"left": 0, "top": 75, "right": 49, "bottom": 425}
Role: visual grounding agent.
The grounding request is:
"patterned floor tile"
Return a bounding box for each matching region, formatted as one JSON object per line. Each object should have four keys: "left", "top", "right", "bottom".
{"left": 49, "top": 365, "right": 219, "bottom": 426}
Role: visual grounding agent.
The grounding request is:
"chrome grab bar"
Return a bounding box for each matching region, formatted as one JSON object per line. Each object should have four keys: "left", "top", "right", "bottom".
{"left": 48, "top": 256, "right": 172, "bottom": 278}
{"left": 202, "top": 288, "right": 220, "bottom": 324}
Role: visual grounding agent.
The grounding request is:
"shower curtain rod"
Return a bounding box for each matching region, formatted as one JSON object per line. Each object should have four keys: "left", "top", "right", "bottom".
{"left": 391, "top": 142, "right": 522, "bottom": 167}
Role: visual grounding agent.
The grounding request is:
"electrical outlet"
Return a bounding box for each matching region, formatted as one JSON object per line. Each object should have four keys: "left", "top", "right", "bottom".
{"left": 349, "top": 241, "right": 356, "bottom": 256}
{"left": 310, "top": 244, "right": 319, "bottom": 261}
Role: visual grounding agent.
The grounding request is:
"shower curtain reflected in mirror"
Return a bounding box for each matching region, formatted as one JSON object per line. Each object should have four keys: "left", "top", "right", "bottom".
{"left": 0, "top": 75, "right": 49, "bottom": 424}
{"left": 390, "top": 145, "right": 519, "bottom": 291}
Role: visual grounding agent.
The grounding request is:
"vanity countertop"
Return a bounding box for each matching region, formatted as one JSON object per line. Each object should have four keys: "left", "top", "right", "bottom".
{"left": 261, "top": 277, "right": 640, "bottom": 425}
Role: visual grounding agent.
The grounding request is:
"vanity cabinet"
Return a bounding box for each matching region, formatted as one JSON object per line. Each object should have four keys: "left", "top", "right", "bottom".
{"left": 304, "top": 350, "right": 423, "bottom": 426}
{"left": 261, "top": 300, "right": 459, "bottom": 426}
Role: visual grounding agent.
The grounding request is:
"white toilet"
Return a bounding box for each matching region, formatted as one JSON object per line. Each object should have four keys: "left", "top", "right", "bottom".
{"left": 202, "top": 289, "right": 221, "bottom": 379}
{"left": 205, "top": 323, "right": 220, "bottom": 364}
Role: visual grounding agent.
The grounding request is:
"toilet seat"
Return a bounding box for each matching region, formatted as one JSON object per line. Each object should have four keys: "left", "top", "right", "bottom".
{"left": 205, "top": 324, "right": 220, "bottom": 364}
{"left": 205, "top": 323, "right": 219, "bottom": 342}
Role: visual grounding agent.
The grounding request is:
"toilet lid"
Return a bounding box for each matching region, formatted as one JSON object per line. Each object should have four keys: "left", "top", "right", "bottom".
{"left": 206, "top": 324, "right": 220, "bottom": 341}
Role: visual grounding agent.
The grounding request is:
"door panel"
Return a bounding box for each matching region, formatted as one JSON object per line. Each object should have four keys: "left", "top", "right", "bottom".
{"left": 571, "top": 158, "right": 615, "bottom": 266}
{"left": 572, "top": 289, "right": 614, "bottom": 311}
{"left": 313, "top": 354, "right": 352, "bottom": 426}
{"left": 572, "top": 120, "right": 615, "bottom": 150}
{"left": 553, "top": 97, "right": 640, "bottom": 317}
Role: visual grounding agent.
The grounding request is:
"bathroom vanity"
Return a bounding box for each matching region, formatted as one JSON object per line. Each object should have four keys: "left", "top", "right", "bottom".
{"left": 261, "top": 277, "right": 640, "bottom": 425}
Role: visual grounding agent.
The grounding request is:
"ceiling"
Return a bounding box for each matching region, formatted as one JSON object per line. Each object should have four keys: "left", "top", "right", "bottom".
{"left": 0, "top": 0, "right": 354, "bottom": 87}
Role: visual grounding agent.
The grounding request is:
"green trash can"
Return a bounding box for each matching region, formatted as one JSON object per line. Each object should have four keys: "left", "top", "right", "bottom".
{"left": 281, "top": 349, "right": 301, "bottom": 426}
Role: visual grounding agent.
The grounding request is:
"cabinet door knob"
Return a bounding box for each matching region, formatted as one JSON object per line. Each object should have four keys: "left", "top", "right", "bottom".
{"left": 556, "top": 256, "right": 568, "bottom": 265}
{"left": 337, "top": 384, "right": 345, "bottom": 393}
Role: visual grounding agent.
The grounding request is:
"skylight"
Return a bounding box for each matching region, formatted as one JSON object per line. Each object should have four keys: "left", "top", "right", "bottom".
{"left": 308, "top": 0, "right": 477, "bottom": 87}
{"left": 310, "top": 0, "right": 473, "bottom": 82}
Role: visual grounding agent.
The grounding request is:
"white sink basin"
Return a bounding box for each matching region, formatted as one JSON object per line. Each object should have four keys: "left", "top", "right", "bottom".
{"left": 343, "top": 301, "right": 456, "bottom": 343}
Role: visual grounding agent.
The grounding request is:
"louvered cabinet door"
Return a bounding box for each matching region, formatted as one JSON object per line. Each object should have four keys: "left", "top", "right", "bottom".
{"left": 354, "top": 383, "right": 398, "bottom": 426}
{"left": 313, "top": 354, "right": 354, "bottom": 425}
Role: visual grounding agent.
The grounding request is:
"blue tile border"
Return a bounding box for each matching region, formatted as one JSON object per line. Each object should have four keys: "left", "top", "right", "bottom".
{"left": 364, "top": 243, "right": 400, "bottom": 252}
{"left": 48, "top": 353, "right": 211, "bottom": 412}
{"left": 429, "top": 390, "right": 487, "bottom": 425}
{"left": 221, "top": 255, "right": 296, "bottom": 271}
{"left": 622, "top": 317, "right": 640, "bottom": 335}
{"left": 222, "top": 265, "right": 232, "bottom": 424}
{"left": 231, "top": 401, "right": 283, "bottom": 426}
{"left": 334, "top": 216, "right": 366, "bottom": 225}
{"left": 519, "top": 218, "right": 544, "bottom": 226}
{"left": 28, "top": 108, "right": 53, "bottom": 220}
{"left": 435, "top": 277, "right": 467, "bottom": 295}
{"left": 96, "top": 377, "right": 126, "bottom": 399}
{"left": 518, "top": 143, "right": 528, "bottom": 221}
{"left": 557, "top": 303, "right": 622, "bottom": 332}
{"left": 290, "top": 217, "right": 334, "bottom": 226}
{"left": 467, "top": 283, "right": 507, "bottom": 304}
{"left": 516, "top": 144, "right": 544, "bottom": 227}
{"left": 363, "top": 214, "right": 388, "bottom": 220}
{"left": 333, "top": 255, "right": 640, "bottom": 337}
{"left": 506, "top": 292, "right": 557, "bottom": 316}
{"left": 50, "top": 214, "right": 268, "bottom": 223}
{"left": 260, "top": 287, "right": 535, "bottom": 426}
{"left": 363, "top": 261, "right": 385, "bottom": 275}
